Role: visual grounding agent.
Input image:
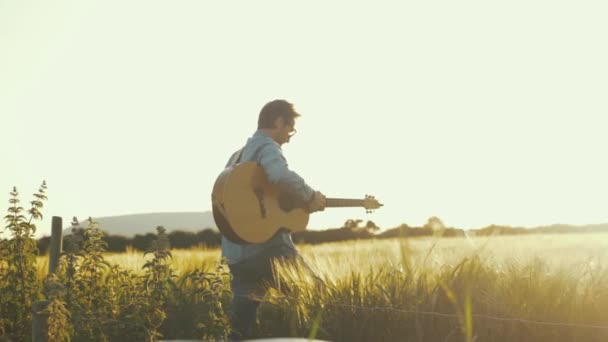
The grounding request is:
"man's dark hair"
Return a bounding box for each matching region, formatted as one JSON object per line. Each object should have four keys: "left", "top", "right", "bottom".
{"left": 257, "top": 99, "right": 301, "bottom": 129}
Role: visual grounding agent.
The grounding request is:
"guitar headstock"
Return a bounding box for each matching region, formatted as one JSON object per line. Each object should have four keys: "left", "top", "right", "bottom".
{"left": 363, "top": 194, "right": 383, "bottom": 213}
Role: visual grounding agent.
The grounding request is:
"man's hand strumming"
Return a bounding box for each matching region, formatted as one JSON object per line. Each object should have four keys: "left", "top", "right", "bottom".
{"left": 308, "top": 191, "right": 327, "bottom": 213}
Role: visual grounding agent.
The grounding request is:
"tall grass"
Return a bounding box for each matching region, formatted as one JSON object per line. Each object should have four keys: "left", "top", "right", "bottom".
{"left": 260, "top": 234, "right": 608, "bottom": 341}
{"left": 33, "top": 232, "right": 608, "bottom": 341}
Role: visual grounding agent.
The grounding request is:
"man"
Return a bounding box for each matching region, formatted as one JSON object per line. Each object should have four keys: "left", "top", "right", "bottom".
{"left": 221, "top": 99, "right": 326, "bottom": 340}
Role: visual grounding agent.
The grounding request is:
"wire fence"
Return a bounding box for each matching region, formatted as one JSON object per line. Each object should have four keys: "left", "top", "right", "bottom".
{"left": 37, "top": 293, "right": 608, "bottom": 341}
{"left": 236, "top": 293, "right": 608, "bottom": 332}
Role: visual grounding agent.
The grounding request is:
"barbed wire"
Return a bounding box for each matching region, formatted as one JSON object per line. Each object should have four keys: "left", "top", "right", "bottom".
{"left": 325, "top": 301, "right": 608, "bottom": 330}
{"left": 236, "top": 294, "right": 608, "bottom": 331}
{"left": 104, "top": 318, "right": 153, "bottom": 340}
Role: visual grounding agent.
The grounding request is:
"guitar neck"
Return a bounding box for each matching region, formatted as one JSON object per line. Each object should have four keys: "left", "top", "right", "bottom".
{"left": 326, "top": 198, "right": 365, "bottom": 208}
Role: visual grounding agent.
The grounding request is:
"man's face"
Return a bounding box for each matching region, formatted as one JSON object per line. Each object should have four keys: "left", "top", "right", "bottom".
{"left": 275, "top": 116, "right": 296, "bottom": 145}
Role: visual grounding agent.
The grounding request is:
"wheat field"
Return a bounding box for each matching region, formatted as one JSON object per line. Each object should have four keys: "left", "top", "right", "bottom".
{"left": 38, "top": 232, "right": 608, "bottom": 276}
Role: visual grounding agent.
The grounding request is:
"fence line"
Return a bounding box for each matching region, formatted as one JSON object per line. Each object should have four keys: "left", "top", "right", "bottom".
{"left": 237, "top": 294, "right": 608, "bottom": 331}
{"left": 104, "top": 319, "right": 153, "bottom": 340}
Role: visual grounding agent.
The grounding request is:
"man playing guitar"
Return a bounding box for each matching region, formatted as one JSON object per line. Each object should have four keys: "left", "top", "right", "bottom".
{"left": 221, "top": 99, "right": 326, "bottom": 340}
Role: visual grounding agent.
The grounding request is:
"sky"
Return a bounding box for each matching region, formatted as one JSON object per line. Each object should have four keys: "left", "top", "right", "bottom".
{"left": 1, "top": 1, "right": 607, "bottom": 239}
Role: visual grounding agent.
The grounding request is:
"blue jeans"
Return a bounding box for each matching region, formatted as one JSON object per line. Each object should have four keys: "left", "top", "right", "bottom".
{"left": 227, "top": 245, "right": 299, "bottom": 340}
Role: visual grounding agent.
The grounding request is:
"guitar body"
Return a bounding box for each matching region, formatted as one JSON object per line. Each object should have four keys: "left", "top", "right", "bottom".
{"left": 212, "top": 161, "right": 310, "bottom": 244}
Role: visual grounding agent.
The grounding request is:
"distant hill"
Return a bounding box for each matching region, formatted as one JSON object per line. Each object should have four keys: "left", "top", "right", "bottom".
{"left": 62, "top": 212, "right": 217, "bottom": 238}
{"left": 58, "top": 212, "right": 608, "bottom": 241}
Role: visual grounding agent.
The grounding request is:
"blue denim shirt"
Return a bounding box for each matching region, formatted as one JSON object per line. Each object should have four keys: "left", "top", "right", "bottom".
{"left": 221, "top": 130, "right": 315, "bottom": 265}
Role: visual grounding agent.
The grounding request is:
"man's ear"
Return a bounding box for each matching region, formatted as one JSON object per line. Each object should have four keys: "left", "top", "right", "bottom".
{"left": 272, "top": 116, "right": 283, "bottom": 129}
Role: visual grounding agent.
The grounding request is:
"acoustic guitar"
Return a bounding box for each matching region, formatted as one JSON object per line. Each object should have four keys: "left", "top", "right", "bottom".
{"left": 212, "top": 161, "right": 383, "bottom": 244}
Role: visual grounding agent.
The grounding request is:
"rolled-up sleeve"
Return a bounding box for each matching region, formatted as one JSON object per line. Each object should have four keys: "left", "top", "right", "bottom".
{"left": 258, "top": 142, "right": 314, "bottom": 203}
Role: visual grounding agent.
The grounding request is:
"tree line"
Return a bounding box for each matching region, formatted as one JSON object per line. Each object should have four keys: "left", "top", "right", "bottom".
{"left": 34, "top": 216, "right": 608, "bottom": 255}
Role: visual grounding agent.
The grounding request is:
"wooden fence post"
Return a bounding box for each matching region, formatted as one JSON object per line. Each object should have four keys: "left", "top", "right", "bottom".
{"left": 31, "top": 300, "right": 50, "bottom": 342}
{"left": 32, "top": 216, "right": 63, "bottom": 342}
{"left": 48, "top": 216, "right": 63, "bottom": 275}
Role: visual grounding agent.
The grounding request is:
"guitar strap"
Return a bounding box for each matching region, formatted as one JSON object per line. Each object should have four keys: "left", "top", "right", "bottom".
{"left": 233, "top": 142, "right": 269, "bottom": 166}
{"left": 234, "top": 147, "right": 244, "bottom": 164}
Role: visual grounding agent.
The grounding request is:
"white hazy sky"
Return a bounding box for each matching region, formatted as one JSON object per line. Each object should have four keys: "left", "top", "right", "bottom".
{"left": 1, "top": 1, "right": 607, "bottom": 239}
